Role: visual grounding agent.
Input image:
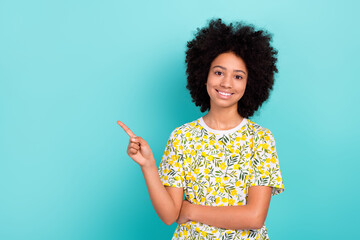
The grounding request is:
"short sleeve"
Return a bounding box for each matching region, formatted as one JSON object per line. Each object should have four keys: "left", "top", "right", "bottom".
{"left": 157, "top": 129, "right": 185, "bottom": 188}
{"left": 249, "top": 129, "right": 285, "bottom": 196}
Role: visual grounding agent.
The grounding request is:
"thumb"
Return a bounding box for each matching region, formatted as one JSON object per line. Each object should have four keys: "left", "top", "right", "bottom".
{"left": 130, "top": 136, "right": 148, "bottom": 147}
{"left": 137, "top": 137, "right": 149, "bottom": 147}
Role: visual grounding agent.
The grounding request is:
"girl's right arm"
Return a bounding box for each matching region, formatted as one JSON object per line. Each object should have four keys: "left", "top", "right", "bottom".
{"left": 117, "top": 121, "right": 183, "bottom": 225}
{"left": 141, "top": 161, "right": 184, "bottom": 225}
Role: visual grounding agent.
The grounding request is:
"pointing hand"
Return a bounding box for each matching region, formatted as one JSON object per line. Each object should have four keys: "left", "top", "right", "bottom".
{"left": 117, "top": 121, "right": 155, "bottom": 168}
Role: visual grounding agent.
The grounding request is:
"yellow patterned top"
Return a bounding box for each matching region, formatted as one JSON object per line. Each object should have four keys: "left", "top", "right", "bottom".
{"left": 158, "top": 117, "right": 285, "bottom": 240}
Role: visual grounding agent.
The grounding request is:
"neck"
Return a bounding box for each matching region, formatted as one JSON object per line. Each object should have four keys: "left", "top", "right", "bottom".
{"left": 203, "top": 105, "right": 244, "bottom": 130}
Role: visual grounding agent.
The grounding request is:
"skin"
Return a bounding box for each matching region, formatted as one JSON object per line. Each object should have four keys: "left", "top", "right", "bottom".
{"left": 204, "top": 51, "right": 248, "bottom": 130}
{"left": 117, "top": 120, "right": 183, "bottom": 225}
{"left": 118, "top": 51, "right": 273, "bottom": 230}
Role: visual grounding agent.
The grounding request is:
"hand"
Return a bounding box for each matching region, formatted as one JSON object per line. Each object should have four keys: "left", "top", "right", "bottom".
{"left": 117, "top": 120, "right": 155, "bottom": 168}
{"left": 176, "top": 200, "right": 192, "bottom": 225}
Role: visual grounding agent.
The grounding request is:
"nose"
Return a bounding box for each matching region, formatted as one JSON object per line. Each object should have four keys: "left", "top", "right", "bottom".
{"left": 220, "top": 74, "right": 232, "bottom": 88}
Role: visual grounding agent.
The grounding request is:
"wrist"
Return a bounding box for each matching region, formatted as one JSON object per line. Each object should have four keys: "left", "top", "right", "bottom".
{"left": 183, "top": 201, "right": 194, "bottom": 221}
{"left": 140, "top": 157, "right": 157, "bottom": 171}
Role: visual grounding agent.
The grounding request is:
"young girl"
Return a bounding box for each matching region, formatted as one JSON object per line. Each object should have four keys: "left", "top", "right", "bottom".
{"left": 118, "top": 18, "right": 285, "bottom": 240}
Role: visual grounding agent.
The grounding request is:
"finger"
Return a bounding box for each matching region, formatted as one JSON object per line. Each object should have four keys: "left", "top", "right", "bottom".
{"left": 129, "top": 142, "right": 140, "bottom": 150}
{"left": 117, "top": 121, "right": 136, "bottom": 137}
{"left": 128, "top": 148, "right": 138, "bottom": 155}
{"left": 130, "top": 136, "right": 141, "bottom": 145}
{"left": 131, "top": 136, "right": 147, "bottom": 147}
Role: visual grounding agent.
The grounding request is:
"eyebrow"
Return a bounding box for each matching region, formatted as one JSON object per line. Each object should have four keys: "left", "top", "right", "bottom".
{"left": 212, "top": 65, "right": 247, "bottom": 75}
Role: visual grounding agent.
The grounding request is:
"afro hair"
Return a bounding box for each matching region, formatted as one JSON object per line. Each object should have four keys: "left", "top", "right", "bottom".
{"left": 185, "top": 18, "right": 278, "bottom": 118}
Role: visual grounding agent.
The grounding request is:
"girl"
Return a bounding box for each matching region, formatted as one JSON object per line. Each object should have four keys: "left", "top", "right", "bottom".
{"left": 118, "top": 18, "right": 285, "bottom": 240}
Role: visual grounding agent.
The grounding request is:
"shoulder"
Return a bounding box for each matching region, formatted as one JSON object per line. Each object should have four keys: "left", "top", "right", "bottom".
{"left": 246, "top": 119, "right": 276, "bottom": 141}
{"left": 246, "top": 120, "right": 279, "bottom": 161}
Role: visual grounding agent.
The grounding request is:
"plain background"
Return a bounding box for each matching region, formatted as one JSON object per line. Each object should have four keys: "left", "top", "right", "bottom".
{"left": 1, "top": 0, "right": 359, "bottom": 239}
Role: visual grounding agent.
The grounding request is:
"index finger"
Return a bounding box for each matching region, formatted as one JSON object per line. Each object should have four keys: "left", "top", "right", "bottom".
{"left": 117, "top": 120, "right": 136, "bottom": 137}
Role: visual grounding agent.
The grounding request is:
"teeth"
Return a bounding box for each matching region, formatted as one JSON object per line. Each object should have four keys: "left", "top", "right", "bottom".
{"left": 218, "top": 91, "right": 232, "bottom": 96}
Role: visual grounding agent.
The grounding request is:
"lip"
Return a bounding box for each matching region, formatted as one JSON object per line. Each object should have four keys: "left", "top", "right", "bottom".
{"left": 216, "top": 89, "right": 234, "bottom": 99}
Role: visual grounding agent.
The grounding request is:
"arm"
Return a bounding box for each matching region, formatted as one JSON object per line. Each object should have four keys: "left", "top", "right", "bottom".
{"left": 141, "top": 162, "right": 184, "bottom": 225}
{"left": 117, "top": 121, "right": 183, "bottom": 225}
{"left": 177, "top": 186, "right": 272, "bottom": 230}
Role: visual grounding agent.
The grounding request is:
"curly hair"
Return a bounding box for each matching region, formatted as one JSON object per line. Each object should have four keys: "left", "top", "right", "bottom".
{"left": 185, "top": 18, "right": 278, "bottom": 118}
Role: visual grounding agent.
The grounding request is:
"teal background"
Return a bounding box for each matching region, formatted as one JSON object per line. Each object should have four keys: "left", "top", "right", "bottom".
{"left": 0, "top": 0, "right": 359, "bottom": 239}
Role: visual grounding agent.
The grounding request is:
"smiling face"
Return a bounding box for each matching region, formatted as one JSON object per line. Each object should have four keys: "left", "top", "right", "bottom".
{"left": 206, "top": 51, "right": 248, "bottom": 112}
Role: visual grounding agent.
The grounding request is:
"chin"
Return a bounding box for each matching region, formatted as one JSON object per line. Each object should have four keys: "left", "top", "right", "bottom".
{"left": 211, "top": 101, "right": 239, "bottom": 109}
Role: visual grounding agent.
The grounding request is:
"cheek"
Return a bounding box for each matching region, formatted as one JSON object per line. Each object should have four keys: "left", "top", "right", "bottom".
{"left": 205, "top": 84, "right": 212, "bottom": 97}
{"left": 206, "top": 76, "right": 216, "bottom": 88}
{"left": 205, "top": 78, "right": 211, "bottom": 92}
{"left": 237, "top": 80, "right": 247, "bottom": 91}
{"left": 205, "top": 79, "right": 217, "bottom": 94}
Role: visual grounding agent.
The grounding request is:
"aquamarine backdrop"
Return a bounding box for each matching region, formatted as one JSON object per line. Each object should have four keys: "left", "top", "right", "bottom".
{"left": 1, "top": 0, "right": 359, "bottom": 239}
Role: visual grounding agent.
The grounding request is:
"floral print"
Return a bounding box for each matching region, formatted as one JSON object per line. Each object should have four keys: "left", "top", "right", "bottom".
{"left": 158, "top": 117, "right": 285, "bottom": 240}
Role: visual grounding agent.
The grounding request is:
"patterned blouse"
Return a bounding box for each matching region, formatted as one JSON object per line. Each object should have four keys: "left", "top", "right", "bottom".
{"left": 158, "top": 117, "right": 285, "bottom": 240}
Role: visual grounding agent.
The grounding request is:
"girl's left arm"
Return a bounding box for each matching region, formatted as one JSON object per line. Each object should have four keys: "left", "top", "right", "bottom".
{"left": 177, "top": 186, "right": 272, "bottom": 230}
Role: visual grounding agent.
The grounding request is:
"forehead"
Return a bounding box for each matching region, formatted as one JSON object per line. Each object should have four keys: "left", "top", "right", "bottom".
{"left": 211, "top": 52, "right": 247, "bottom": 72}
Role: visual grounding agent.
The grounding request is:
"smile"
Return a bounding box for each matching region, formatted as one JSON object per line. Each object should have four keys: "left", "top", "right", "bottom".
{"left": 216, "top": 89, "right": 234, "bottom": 97}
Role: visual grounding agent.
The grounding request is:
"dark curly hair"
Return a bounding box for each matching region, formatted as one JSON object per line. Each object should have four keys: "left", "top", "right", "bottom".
{"left": 185, "top": 18, "right": 278, "bottom": 118}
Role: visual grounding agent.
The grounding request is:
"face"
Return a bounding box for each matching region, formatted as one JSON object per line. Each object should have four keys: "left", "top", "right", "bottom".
{"left": 206, "top": 51, "right": 248, "bottom": 111}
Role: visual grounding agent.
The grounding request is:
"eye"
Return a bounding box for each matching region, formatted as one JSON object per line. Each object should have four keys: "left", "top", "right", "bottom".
{"left": 235, "top": 75, "right": 243, "bottom": 80}
{"left": 215, "top": 71, "right": 223, "bottom": 76}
